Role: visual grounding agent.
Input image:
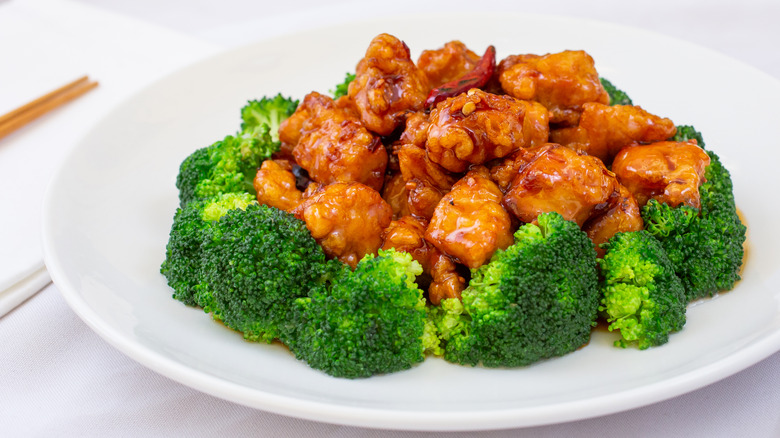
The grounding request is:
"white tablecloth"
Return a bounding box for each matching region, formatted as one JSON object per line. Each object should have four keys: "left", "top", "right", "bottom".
{"left": 2, "top": 0, "right": 779, "bottom": 436}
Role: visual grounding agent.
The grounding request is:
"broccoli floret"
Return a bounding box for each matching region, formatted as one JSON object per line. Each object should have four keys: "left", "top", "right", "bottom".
{"left": 240, "top": 94, "right": 298, "bottom": 144}
{"left": 288, "top": 249, "right": 432, "bottom": 378}
{"left": 599, "top": 231, "right": 686, "bottom": 349}
{"left": 672, "top": 125, "right": 706, "bottom": 147}
{"left": 175, "top": 135, "right": 263, "bottom": 207}
{"left": 642, "top": 149, "right": 746, "bottom": 301}
{"left": 600, "top": 77, "right": 633, "bottom": 106}
{"left": 160, "top": 192, "right": 256, "bottom": 306}
{"left": 435, "top": 212, "right": 600, "bottom": 368}
{"left": 175, "top": 95, "right": 297, "bottom": 208}
{"left": 197, "top": 204, "right": 331, "bottom": 343}
{"left": 330, "top": 72, "right": 355, "bottom": 99}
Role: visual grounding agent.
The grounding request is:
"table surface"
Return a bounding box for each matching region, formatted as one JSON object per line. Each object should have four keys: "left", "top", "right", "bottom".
{"left": 2, "top": 0, "right": 779, "bottom": 436}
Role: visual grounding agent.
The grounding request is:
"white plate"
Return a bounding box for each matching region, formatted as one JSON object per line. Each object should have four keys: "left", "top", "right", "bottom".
{"left": 42, "top": 14, "right": 780, "bottom": 431}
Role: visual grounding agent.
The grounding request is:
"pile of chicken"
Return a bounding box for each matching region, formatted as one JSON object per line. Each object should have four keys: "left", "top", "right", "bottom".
{"left": 254, "top": 34, "right": 710, "bottom": 305}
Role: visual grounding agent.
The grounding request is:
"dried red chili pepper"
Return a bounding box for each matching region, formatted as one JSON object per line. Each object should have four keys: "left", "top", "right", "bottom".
{"left": 425, "top": 45, "right": 496, "bottom": 109}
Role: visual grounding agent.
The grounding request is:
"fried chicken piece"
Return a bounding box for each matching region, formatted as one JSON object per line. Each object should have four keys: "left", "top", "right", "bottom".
{"left": 398, "top": 111, "right": 430, "bottom": 148}
{"left": 497, "top": 50, "right": 609, "bottom": 126}
{"left": 550, "top": 103, "right": 677, "bottom": 164}
{"left": 396, "top": 143, "right": 459, "bottom": 220}
{"left": 278, "top": 92, "right": 341, "bottom": 157}
{"left": 291, "top": 182, "right": 393, "bottom": 268}
{"left": 397, "top": 143, "right": 457, "bottom": 191}
{"left": 502, "top": 144, "right": 617, "bottom": 226}
{"left": 427, "top": 253, "right": 466, "bottom": 305}
{"left": 300, "top": 181, "right": 324, "bottom": 199}
{"left": 279, "top": 91, "right": 388, "bottom": 191}
{"left": 425, "top": 167, "right": 513, "bottom": 269}
{"left": 582, "top": 184, "right": 644, "bottom": 256}
{"left": 278, "top": 92, "right": 349, "bottom": 149}
{"left": 487, "top": 147, "right": 542, "bottom": 192}
{"left": 253, "top": 159, "right": 303, "bottom": 211}
{"left": 382, "top": 216, "right": 432, "bottom": 268}
{"left": 381, "top": 216, "right": 465, "bottom": 304}
{"left": 348, "top": 33, "right": 430, "bottom": 136}
{"left": 404, "top": 179, "right": 444, "bottom": 220}
{"left": 417, "top": 40, "right": 481, "bottom": 88}
{"left": 426, "top": 89, "right": 549, "bottom": 173}
{"left": 611, "top": 140, "right": 711, "bottom": 209}
{"left": 381, "top": 172, "right": 411, "bottom": 219}
{"left": 293, "top": 118, "right": 387, "bottom": 191}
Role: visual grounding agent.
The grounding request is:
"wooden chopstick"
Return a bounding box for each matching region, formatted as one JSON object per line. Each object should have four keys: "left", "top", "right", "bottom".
{"left": 0, "top": 76, "right": 99, "bottom": 140}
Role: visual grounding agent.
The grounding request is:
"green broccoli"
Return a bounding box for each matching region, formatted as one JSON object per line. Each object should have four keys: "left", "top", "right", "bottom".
{"left": 599, "top": 231, "right": 687, "bottom": 349}
{"left": 196, "top": 204, "right": 331, "bottom": 343}
{"left": 672, "top": 125, "right": 706, "bottom": 147}
{"left": 600, "top": 77, "right": 633, "bottom": 106}
{"left": 287, "top": 249, "right": 434, "bottom": 378}
{"left": 174, "top": 135, "right": 263, "bottom": 207}
{"left": 175, "top": 94, "right": 297, "bottom": 208}
{"left": 434, "top": 212, "right": 600, "bottom": 368}
{"left": 240, "top": 94, "right": 299, "bottom": 144}
{"left": 160, "top": 192, "right": 256, "bottom": 306}
{"left": 330, "top": 72, "right": 355, "bottom": 99}
{"left": 642, "top": 148, "right": 746, "bottom": 301}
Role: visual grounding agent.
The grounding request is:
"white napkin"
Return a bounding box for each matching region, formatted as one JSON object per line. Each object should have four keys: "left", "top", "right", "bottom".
{"left": 0, "top": 0, "right": 220, "bottom": 315}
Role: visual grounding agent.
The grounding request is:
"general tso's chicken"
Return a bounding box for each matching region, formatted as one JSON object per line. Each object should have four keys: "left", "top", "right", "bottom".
{"left": 291, "top": 182, "right": 393, "bottom": 268}
{"left": 348, "top": 33, "right": 430, "bottom": 136}
{"left": 398, "top": 111, "right": 430, "bottom": 148}
{"left": 427, "top": 255, "right": 466, "bottom": 305}
{"left": 293, "top": 118, "right": 387, "bottom": 191}
{"left": 502, "top": 144, "right": 617, "bottom": 226}
{"left": 426, "top": 89, "right": 550, "bottom": 173}
{"left": 417, "top": 40, "right": 481, "bottom": 88}
{"left": 550, "top": 102, "right": 677, "bottom": 164}
{"left": 253, "top": 159, "right": 303, "bottom": 211}
{"left": 582, "top": 184, "right": 644, "bottom": 256}
{"left": 397, "top": 143, "right": 457, "bottom": 192}
{"left": 278, "top": 91, "right": 388, "bottom": 191}
{"left": 487, "top": 147, "right": 544, "bottom": 192}
{"left": 279, "top": 92, "right": 338, "bottom": 155}
{"left": 612, "top": 140, "right": 711, "bottom": 209}
{"left": 406, "top": 179, "right": 447, "bottom": 220}
{"left": 381, "top": 215, "right": 431, "bottom": 265}
{"left": 396, "top": 143, "right": 459, "bottom": 219}
{"left": 381, "top": 216, "right": 465, "bottom": 304}
{"left": 497, "top": 50, "right": 609, "bottom": 126}
{"left": 425, "top": 167, "right": 513, "bottom": 269}
{"left": 381, "top": 172, "right": 411, "bottom": 218}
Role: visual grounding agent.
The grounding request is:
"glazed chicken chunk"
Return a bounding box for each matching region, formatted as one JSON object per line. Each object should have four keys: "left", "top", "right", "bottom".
{"left": 612, "top": 140, "right": 711, "bottom": 209}
{"left": 397, "top": 111, "right": 430, "bottom": 148}
{"left": 253, "top": 159, "right": 303, "bottom": 211}
{"left": 292, "top": 182, "right": 393, "bottom": 268}
{"left": 397, "top": 143, "right": 457, "bottom": 192}
{"left": 426, "top": 89, "right": 550, "bottom": 173}
{"left": 381, "top": 172, "right": 412, "bottom": 219}
{"left": 396, "top": 143, "right": 459, "bottom": 219}
{"left": 348, "top": 33, "right": 431, "bottom": 136}
{"left": 405, "top": 179, "right": 448, "bottom": 220}
{"left": 502, "top": 143, "right": 617, "bottom": 226}
{"left": 497, "top": 50, "right": 609, "bottom": 126}
{"left": 550, "top": 102, "right": 677, "bottom": 164}
{"left": 582, "top": 184, "right": 644, "bottom": 256}
{"left": 381, "top": 216, "right": 465, "bottom": 304}
{"left": 425, "top": 167, "right": 513, "bottom": 269}
{"left": 417, "top": 40, "right": 481, "bottom": 88}
{"left": 279, "top": 91, "right": 388, "bottom": 191}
